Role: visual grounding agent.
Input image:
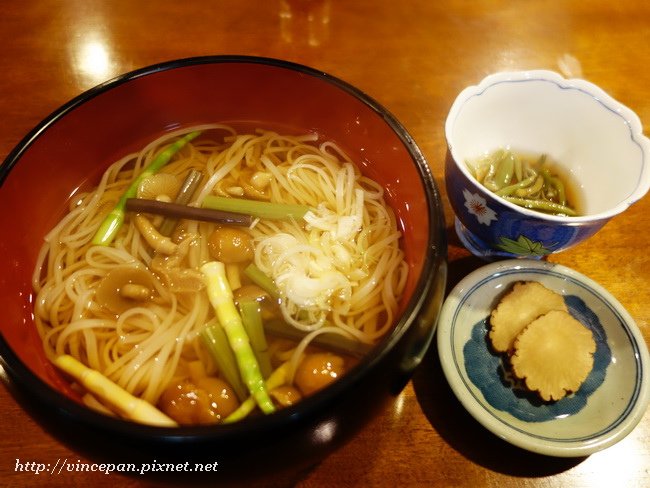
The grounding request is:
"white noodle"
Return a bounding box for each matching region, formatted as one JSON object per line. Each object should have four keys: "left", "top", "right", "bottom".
{"left": 33, "top": 125, "right": 408, "bottom": 416}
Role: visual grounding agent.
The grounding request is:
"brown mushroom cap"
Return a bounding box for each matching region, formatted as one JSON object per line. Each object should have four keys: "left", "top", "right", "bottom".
{"left": 137, "top": 173, "right": 182, "bottom": 201}
{"left": 150, "top": 242, "right": 205, "bottom": 294}
{"left": 95, "top": 265, "right": 156, "bottom": 314}
{"left": 294, "top": 352, "right": 346, "bottom": 396}
{"left": 207, "top": 226, "right": 254, "bottom": 264}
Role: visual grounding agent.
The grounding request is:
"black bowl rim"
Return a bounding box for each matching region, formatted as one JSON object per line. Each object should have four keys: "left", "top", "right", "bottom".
{"left": 0, "top": 54, "right": 447, "bottom": 441}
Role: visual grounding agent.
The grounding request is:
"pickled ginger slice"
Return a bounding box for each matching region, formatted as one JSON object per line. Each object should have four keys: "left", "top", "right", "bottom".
{"left": 510, "top": 310, "right": 596, "bottom": 402}
{"left": 489, "top": 281, "right": 567, "bottom": 353}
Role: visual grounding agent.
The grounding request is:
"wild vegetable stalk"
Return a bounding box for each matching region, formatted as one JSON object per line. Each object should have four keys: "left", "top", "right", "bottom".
{"left": 264, "top": 319, "right": 372, "bottom": 357}
{"left": 243, "top": 263, "right": 280, "bottom": 300}
{"left": 158, "top": 169, "right": 204, "bottom": 236}
{"left": 201, "top": 261, "right": 276, "bottom": 415}
{"left": 495, "top": 174, "right": 537, "bottom": 197}
{"left": 492, "top": 151, "right": 515, "bottom": 189}
{"left": 239, "top": 299, "right": 272, "bottom": 379}
{"left": 53, "top": 355, "right": 177, "bottom": 426}
{"left": 502, "top": 196, "right": 578, "bottom": 216}
{"left": 200, "top": 319, "right": 248, "bottom": 401}
{"left": 92, "top": 131, "right": 201, "bottom": 246}
{"left": 202, "top": 195, "right": 310, "bottom": 220}
{"left": 469, "top": 149, "right": 578, "bottom": 216}
{"left": 224, "top": 362, "right": 290, "bottom": 423}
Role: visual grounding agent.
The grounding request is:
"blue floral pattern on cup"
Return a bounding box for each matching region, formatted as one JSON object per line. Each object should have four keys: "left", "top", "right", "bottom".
{"left": 462, "top": 189, "right": 497, "bottom": 225}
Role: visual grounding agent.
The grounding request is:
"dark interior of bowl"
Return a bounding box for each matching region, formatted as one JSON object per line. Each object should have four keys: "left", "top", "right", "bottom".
{"left": 0, "top": 56, "right": 446, "bottom": 478}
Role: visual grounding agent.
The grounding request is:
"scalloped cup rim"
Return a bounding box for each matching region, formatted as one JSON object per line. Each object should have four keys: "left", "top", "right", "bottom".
{"left": 444, "top": 69, "right": 650, "bottom": 223}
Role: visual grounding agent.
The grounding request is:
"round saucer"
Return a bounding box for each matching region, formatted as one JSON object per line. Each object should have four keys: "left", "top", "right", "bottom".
{"left": 437, "top": 259, "right": 650, "bottom": 457}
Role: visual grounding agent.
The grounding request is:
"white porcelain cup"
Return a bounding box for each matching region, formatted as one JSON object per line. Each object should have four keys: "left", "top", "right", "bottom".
{"left": 445, "top": 70, "right": 650, "bottom": 258}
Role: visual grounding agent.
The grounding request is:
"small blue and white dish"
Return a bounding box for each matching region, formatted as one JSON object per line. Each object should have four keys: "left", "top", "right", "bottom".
{"left": 437, "top": 259, "right": 650, "bottom": 457}
{"left": 444, "top": 70, "right": 650, "bottom": 259}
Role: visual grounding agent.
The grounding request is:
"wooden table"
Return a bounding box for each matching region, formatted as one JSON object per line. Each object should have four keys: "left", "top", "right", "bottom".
{"left": 1, "top": 1, "right": 649, "bottom": 486}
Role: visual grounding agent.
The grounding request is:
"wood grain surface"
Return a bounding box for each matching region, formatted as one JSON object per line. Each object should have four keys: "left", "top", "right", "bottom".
{"left": 1, "top": 1, "right": 648, "bottom": 486}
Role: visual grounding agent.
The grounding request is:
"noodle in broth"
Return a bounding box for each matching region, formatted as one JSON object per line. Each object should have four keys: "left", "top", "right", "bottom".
{"left": 32, "top": 124, "right": 407, "bottom": 424}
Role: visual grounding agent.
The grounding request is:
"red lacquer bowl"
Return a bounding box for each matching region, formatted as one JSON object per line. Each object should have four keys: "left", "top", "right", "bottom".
{"left": 0, "top": 56, "right": 446, "bottom": 480}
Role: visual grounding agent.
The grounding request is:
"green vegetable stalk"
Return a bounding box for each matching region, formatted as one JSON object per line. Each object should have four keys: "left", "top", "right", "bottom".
{"left": 158, "top": 169, "right": 204, "bottom": 236}
{"left": 495, "top": 174, "right": 537, "bottom": 197}
{"left": 468, "top": 149, "right": 578, "bottom": 216}
{"left": 201, "top": 261, "right": 276, "bottom": 415}
{"left": 202, "top": 195, "right": 310, "bottom": 220}
{"left": 502, "top": 196, "right": 578, "bottom": 216}
{"left": 493, "top": 151, "right": 515, "bottom": 189}
{"left": 264, "top": 319, "right": 372, "bottom": 357}
{"left": 92, "top": 130, "right": 201, "bottom": 246}
{"left": 239, "top": 299, "right": 272, "bottom": 379}
{"left": 224, "top": 362, "right": 290, "bottom": 423}
{"left": 200, "top": 319, "right": 248, "bottom": 401}
{"left": 243, "top": 263, "right": 280, "bottom": 300}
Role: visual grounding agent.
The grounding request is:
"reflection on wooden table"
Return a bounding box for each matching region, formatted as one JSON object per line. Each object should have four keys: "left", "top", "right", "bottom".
{"left": 0, "top": 1, "right": 648, "bottom": 487}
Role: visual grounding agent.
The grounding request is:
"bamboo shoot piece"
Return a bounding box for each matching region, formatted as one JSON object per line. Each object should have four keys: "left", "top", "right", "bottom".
{"left": 510, "top": 310, "right": 596, "bottom": 401}
{"left": 489, "top": 281, "right": 568, "bottom": 352}
{"left": 53, "top": 355, "right": 177, "bottom": 426}
{"left": 201, "top": 261, "right": 276, "bottom": 415}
